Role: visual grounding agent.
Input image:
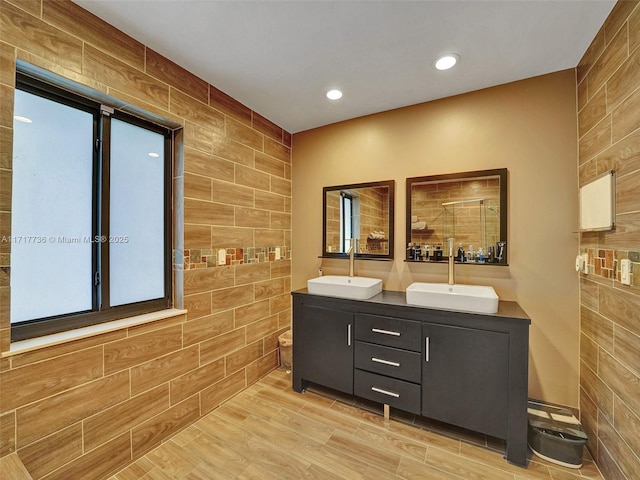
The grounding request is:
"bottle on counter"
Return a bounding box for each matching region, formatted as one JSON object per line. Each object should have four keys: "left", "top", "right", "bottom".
{"left": 477, "top": 247, "right": 485, "bottom": 263}
{"left": 467, "top": 245, "right": 474, "bottom": 263}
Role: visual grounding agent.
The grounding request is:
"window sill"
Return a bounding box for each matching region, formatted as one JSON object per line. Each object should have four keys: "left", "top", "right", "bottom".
{"left": 3, "top": 308, "right": 187, "bottom": 357}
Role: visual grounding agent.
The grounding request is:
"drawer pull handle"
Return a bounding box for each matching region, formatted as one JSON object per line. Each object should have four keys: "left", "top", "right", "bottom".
{"left": 371, "top": 328, "right": 401, "bottom": 336}
{"left": 348, "top": 324, "right": 352, "bottom": 346}
{"left": 371, "top": 386, "right": 400, "bottom": 398}
{"left": 425, "top": 337, "right": 430, "bottom": 362}
{"left": 371, "top": 357, "right": 400, "bottom": 367}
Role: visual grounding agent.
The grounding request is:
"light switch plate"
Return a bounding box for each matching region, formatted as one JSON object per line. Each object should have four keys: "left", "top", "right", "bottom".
{"left": 621, "top": 259, "right": 631, "bottom": 285}
{"left": 218, "top": 248, "right": 226, "bottom": 266}
{"left": 275, "top": 247, "right": 281, "bottom": 260}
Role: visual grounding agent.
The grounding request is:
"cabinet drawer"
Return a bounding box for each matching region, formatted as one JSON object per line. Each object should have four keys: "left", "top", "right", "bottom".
{"left": 354, "top": 370, "right": 421, "bottom": 415}
{"left": 355, "top": 342, "right": 421, "bottom": 383}
{"left": 355, "top": 314, "right": 421, "bottom": 351}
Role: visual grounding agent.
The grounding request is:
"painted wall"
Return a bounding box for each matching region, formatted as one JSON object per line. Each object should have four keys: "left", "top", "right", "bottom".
{"left": 292, "top": 69, "right": 580, "bottom": 407}
{"left": 0, "top": 0, "right": 291, "bottom": 478}
{"left": 577, "top": 1, "right": 640, "bottom": 479}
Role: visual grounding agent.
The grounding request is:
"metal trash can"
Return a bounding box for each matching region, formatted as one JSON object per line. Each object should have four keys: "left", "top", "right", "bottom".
{"left": 527, "top": 400, "right": 588, "bottom": 468}
{"left": 278, "top": 330, "right": 292, "bottom": 372}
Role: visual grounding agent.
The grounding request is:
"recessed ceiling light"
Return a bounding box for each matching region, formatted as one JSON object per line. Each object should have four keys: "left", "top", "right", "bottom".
{"left": 14, "top": 115, "right": 32, "bottom": 123}
{"left": 434, "top": 54, "right": 459, "bottom": 71}
{"left": 148, "top": 152, "right": 160, "bottom": 158}
{"left": 326, "top": 89, "right": 343, "bottom": 100}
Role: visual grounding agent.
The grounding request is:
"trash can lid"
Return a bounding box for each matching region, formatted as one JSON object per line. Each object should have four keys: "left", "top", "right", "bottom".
{"left": 527, "top": 401, "right": 587, "bottom": 441}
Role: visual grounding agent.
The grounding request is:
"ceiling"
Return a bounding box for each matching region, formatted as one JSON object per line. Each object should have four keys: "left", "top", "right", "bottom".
{"left": 73, "top": 0, "right": 616, "bottom": 134}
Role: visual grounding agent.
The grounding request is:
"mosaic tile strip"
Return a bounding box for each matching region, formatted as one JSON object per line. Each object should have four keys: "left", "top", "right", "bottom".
{"left": 581, "top": 248, "right": 639, "bottom": 285}
{"left": 184, "top": 246, "right": 290, "bottom": 270}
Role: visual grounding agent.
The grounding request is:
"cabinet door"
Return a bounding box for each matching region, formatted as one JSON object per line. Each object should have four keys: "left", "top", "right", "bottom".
{"left": 422, "top": 322, "right": 509, "bottom": 438}
{"left": 296, "top": 304, "right": 354, "bottom": 394}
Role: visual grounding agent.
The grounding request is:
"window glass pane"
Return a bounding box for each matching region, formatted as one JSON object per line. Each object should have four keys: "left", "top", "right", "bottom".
{"left": 10, "top": 90, "right": 94, "bottom": 323}
{"left": 109, "top": 119, "right": 165, "bottom": 306}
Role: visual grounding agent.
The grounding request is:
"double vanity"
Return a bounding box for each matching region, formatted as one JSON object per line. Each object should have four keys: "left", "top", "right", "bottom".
{"left": 292, "top": 276, "right": 530, "bottom": 467}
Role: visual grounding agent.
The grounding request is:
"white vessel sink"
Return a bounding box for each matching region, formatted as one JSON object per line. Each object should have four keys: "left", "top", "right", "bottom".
{"left": 307, "top": 275, "right": 383, "bottom": 300}
{"left": 406, "top": 282, "right": 499, "bottom": 314}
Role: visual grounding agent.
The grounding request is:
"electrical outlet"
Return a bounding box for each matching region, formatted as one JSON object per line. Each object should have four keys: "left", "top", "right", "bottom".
{"left": 275, "top": 247, "right": 281, "bottom": 260}
{"left": 217, "top": 248, "right": 226, "bottom": 266}
{"left": 581, "top": 253, "right": 589, "bottom": 274}
{"left": 621, "top": 259, "right": 631, "bottom": 285}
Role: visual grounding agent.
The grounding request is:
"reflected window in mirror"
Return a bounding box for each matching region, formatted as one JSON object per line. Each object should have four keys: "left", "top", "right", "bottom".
{"left": 323, "top": 180, "right": 395, "bottom": 260}
{"left": 406, "top": 169, "right": 507, "bottom": 264}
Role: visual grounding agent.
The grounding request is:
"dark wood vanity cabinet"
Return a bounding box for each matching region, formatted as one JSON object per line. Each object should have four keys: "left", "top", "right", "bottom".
{"left": 292, "top": 290, "right": 530, "bottom": 466}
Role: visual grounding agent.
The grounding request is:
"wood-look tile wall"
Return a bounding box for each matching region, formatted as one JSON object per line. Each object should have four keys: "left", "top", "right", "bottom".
{"left": 577, "top": 2, "right": 640, "bottom": 479}
{"left": 0, "top": 0, "right": 291, "bottom": 478}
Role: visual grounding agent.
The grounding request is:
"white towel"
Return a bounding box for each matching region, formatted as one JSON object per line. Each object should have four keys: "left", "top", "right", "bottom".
{"left": 411, "top": 215, "right": 418, "bottom": 223}
{"left": 411, "top": 222, "right": 426, "bottom": 230}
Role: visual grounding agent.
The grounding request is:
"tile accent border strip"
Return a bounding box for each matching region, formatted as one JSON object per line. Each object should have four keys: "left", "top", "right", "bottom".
{"left": 185, "top": 246, "right": 290, "bottom": 269}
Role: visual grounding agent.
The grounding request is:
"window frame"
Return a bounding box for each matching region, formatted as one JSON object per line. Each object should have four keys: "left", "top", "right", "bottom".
{"left": 11, "top": 73, "right": 173, "bottom": 342}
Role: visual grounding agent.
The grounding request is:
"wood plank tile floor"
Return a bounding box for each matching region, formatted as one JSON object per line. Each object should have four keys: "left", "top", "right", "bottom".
{"left": 109, "top": 369, "right": 604, "bottom": 480}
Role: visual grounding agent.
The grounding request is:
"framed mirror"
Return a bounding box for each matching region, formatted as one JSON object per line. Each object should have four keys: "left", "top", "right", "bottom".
{"left": 406, "top": 169, "right": 507, "bottom": 264}
{"left": 323, "top": 180, "right": 395, "bottom": 259}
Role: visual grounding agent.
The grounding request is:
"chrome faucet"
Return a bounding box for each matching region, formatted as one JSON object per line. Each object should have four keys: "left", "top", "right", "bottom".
{"left": 348, "top": 238, "right": 356, "bottom": 277}
{"left": 447, "top": 238, "right": 455, "bottom": 285}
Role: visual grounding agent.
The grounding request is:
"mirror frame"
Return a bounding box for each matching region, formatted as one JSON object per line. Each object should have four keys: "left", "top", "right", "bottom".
{"left": 405, "top": 168, "right": 507, "bottom": 264}
{"left": 322, "top": 180, "right": 395, "bottom": 260}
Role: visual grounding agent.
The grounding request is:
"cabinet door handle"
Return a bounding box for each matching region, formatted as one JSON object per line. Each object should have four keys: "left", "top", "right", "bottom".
{"left": 425, "top": 337, "right": 430, "bottom": 362}
{"left": 347, "top": 324, "right": 352, "bottom": 346}
{"left": 371, "top": 328, "right": 401, "bottom": 336}
{"left": 371, "top": 386, "right": 400, "bottom": 398}
{"left": 371, "top": 357, "right": 400, "bottom": 367}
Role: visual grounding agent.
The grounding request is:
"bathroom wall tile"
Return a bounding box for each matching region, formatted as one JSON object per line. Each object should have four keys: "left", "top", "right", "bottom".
{"left": 598, "top": 284, "right": 640, "bottom": 337}
{"left": 16, "top": 370, "right": 129, "bottom": 448}
{"left": 614, "top": 326, "right": 640, "bottom": 378}
{"left": 226, "top": 117, "right": 263, "bottom": 150}
{"left": 0, "top": 42, "right": 15, "bottom": 87}
{"left": 210, "top": 284, "right": 255, "bottom": 313}
{"left": 0, "top": 127, "right": 12, "bottom": 170}
{"left": 0, "top": 84, "right": 13, "bottom": 129}
{"left": 613, "top": 395, "right": 640, "bottom": 462}
{"left": 43, "top": 0, "right": 145, "bottom": 71}
{"left": 254, "top": 278, "right": 285, "bottom": 302}
{"left": 578, "top": 85, "right": 606, "bottom": 138}
{"left": 580, "top": 332, "right": 598, "bottom": 373}
{"left": 253, "top": 228, "right": 284, "bottom": 247}
{"left": 264, "top": 136, "right": 291, "bottom": 163}
{"left": 588, "top": 26, "right": 628, "bottom": 97}
{"left": 183, "top": 292, "right": 212, "bottom": 321}
{"left": 598, "top": 412, "right": 639, "bottom": 480}
{"left": 603, "top": 212, "right": 640, "bottom": 249}
{"left": 5, "top": 0, "right": 41, "bottom": 17}
{"left": 83, "top": 385, "right": 169, "bottom": 452}
{"left": 235, "top": 262, "right": 270, "bottom": 286}
{"left": 184, "top": 199, "right": 234, "bottom": 226}
{"left": 246, "top": 350, "right": 279, "bottom": 385}
{"left": 616, "top": 169, "right": 640, "bottom": 216}
{"left": 0, "top": 347, "right": 103, "bottom": 411}
{"left": 580, "top": 361, "right": 614, "bottom": 422}
{"left": 184, "top": 121, "right": 213, "bottom": 153}
{"left": 183, "top": 310, "right": 233, "bottom": 346}
{"left": 209, "top": 84, "right": 252, "bottom": 126}
{"left": 252, "top": 113, "right": 282, "bottom": 142}
{"left": 235, "top": 206, "right": 270, "bottom": 228}
{"left": 225, "top": 340, "right": 263, "bottom": 375}
{"left": 579, "top": 114, "right": 612, "bottom": 161}
{"left": 199, "top": 328, "right": 246, "bottom": 364}
{"left": 169, "top": 358, "right": 225, "bottom": 404}
{"left": 43, "top": 432, "right": 131, "bottom": 480}
{"left": 104, "top": 325, "right": 183, "bottom": 375}
{"left": 184, "top": 173, "right": 212, "bottom": 201}
{"left": 270, "top": 211, "right": 291, "bottom": 229}
{"left": 211, "top": 132, "right": 254, "bottom": 167}
{"left": 283, "top": 130, "right": 292, "bottom": 148}
{"left": 278, "top": 309, "right": 291, "bottom": 330}
{"left": 603, "top": 0, "right": 637, "bottom": 46}
{"left": 184, "top": 224, "right": 211, "bottom": 250}
{"left": 0, "top": 411, "right": 15, "bottom": 456}
{"left": 255, "top": 151, "right": 285, "bottom": 178}
{"left": 271, "top": 259, "right": 291, "bottom": 279}
{"left": 630, "top": 4, "right": 640, "bottom": 54}
{"left": 607, "top": 44, "right": 640, "bottom": 113}
{"left": 612, "top": 85, "right": 640, "bottom": 143}
{"left": 577, "top": 76, "right": 588, "bottom": 111}
{"left": 212, "top": 179, "right": 254, "bottom": 207}
{"left": 211, "top": 226, "right": 254, "bottom": 249}
{"left": 235, "top": 164, "right": 270, "bottom": 191}
{"left": 599, "top": 348, "right": 640, "bottom": 415}
{"left": 19, "top": 423, "right": 82, "bottom": 479}
{"left": 83, "top": 45, "right": 168, "bottom": 109}
{"left": 146, "top": 49, "right": 208, "bottom": 104}
{"left": 234, "top": 299, "right": 270, "bottom": 328}
{"left": 126, "top": 313, "right": 185, "bottom": 338}
{"left": 271, "top": 176, "right": 292, "bottom": 196}
{"left": 597, "top": 128, "right": 640, "bottom": 178}
{"left": 269, "top": 292, "right": 291, "bottom": 315}
{"left": 130, "top": 346, "right": 199, "bottom": 396}
{"left": 200, "top": 370, "right": 246, "bottom": 414}
{"left": 245, "top": 314, "right": 278, "bottom": 345}
{"left": 183, "top": 265, "right": 234, "bottom": 296}
{"left": 131, "top": 395, "right": 200, "bottom": 459}
{"left": 170, "top": 88, "right": 224, "bottom": 133}
{"left": 0, "top": 1, "right": 83, "bottom": 73}
{"left": 184, "top": 146, "right": 234, "bottom": 181}
{"left": 580, "top": 386, "right": 599, "bottom": 455}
